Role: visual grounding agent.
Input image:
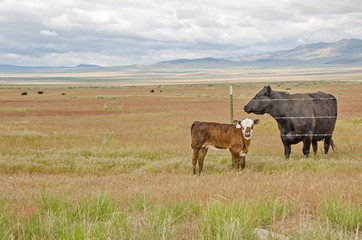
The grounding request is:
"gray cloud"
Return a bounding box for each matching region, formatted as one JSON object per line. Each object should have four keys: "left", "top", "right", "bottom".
{"left": 0, "top": 0, "right": 361, "bottom": 66}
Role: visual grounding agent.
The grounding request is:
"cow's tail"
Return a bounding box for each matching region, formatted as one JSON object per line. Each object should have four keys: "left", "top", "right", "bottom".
{"left": 330, "top": 139, "right": 335, "bottom": 152}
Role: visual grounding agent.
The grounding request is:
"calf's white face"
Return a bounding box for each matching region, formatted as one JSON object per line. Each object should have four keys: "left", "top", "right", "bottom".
{"left": 241, "top": 118, "right": 254, "bottom": 140}
{"left": 236, "top": 118, "right": 260, "bottom": 140}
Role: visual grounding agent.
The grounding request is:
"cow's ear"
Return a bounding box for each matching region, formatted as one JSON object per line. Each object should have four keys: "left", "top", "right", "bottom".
{"left": 254, "top": 119, "right": 260, "bottom": 125}
{"left": 266, "top": 86, "right": 271, "bottom": 96}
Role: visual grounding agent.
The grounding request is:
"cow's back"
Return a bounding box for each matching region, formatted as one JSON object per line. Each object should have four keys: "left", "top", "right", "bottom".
{"left": 273, "top": 91, "right": 337, "bottom": 140}
{"left": 307, "top": 92, "right": 337, "bottom": 139}
{"left": 308, "top": 92, "right": 337, "bottom": 116}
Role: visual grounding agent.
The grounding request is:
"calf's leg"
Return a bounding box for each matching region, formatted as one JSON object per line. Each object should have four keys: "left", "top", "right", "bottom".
{"left": 240, "top": 156, "right": 245, "bottom": 169}
{"left": 197, "top": 147, "right": 208, "bottom": 175}
{"left": 231, "top": 151, "right": 241, "bottom": 171}
{"left": 192, "top": 148, "right": 200, "bottom": 175}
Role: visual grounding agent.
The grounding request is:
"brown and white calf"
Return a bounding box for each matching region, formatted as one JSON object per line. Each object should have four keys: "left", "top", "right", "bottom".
{"left": 191, "top": 118, "right": 260, "bottom": 175}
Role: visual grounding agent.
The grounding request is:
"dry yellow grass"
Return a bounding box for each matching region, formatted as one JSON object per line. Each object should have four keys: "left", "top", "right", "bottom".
{"left": 0, "top": 80, "right": 361, "bottom": 238}
{"left": 1, "top": 171, "right": 359, "bottom": 207}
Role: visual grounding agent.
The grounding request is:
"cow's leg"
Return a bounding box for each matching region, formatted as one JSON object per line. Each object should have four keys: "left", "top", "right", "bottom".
{"left": 282, "top": 138, "right": 291, "bottom": 159}
{"left": 197, "top": 147, "right": 208, "bottom": 175}
{"left": 192, "top": 148, "right": 200, "bottom": 175}
{"left": 324, "top": 137, "right": 332, "bottom": 154}
{"left": 312, "top": 140, "right": 318, "bottom": 155}
{"left": 302, "top": 135, "right": 312, "bottom": 158}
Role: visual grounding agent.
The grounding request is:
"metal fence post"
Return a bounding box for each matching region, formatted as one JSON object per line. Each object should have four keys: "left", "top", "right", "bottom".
{"left": 230, "top": 85, "right": 233, "bottom": 124}
{"left": 230, "top": 85, "right": 234, "bottom": 167}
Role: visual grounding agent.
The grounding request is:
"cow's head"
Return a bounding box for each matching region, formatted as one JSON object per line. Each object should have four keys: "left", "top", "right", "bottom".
{"left": 244, "top": 86, "right": 273, "bottom": 115}
{"left": 233, "top": 118, "right": 260, "bottom": 140}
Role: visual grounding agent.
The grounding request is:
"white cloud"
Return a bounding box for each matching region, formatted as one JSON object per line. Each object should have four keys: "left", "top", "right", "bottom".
{"left": 6, "top": 53, "right": 22, "bottom": 59}
{"left": 40, "top": 30, "right": 58, "bottom": 36}
{"left": 298, "top": 38, "right": 306, "bottom": 44}
{"left": 0, "top": 0, "right": 361, "bottom": 66}
{"left": 66, "top": 8, "right": 117, "bottom": 25}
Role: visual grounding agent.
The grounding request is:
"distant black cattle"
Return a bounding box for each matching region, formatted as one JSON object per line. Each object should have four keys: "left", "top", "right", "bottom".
{"left": 244, "top": 86, "right": 337, "bottom": 158}
{"left": 21, "top": 92, "right": 27, "bottom": 95}
{"left": 62, "top": 93, "right": 66, "bottom": 95}
{"left": 38, "top": 91, "right": 43, "bottom": 94}
{"left": 150, "top": 89, "right": 154, "bottom": 93}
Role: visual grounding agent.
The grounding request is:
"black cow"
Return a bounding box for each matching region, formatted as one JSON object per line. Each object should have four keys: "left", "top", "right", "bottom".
{"left": 244, "top": 86, "right": 337, "bottom": 158}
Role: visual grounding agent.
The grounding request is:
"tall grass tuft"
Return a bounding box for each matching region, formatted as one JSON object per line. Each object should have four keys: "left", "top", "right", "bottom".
{"left": 0, "top": 203, "right": 11, "bottom": 239}
{"left": 1, "top": 192, "right": 360, "bottom": 239}
{"left": 1, "top": 192, "right": 202, "bottom": 239}
{"left": 200, "top": 196, "right": 292, "bottom": 239}
{"left": 322, "top": 199, "right": 361, "bottom": 232}
{"left": 14, "top": 192, "right": 129, "bottom": 239}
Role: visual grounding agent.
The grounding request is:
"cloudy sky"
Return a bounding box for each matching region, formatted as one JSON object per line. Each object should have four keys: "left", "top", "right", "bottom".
{"left": 1, "top": 0, "right": 362, "bottom": 67}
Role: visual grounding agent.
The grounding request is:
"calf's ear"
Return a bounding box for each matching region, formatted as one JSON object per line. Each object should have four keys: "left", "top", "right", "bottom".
{"left": 233, "top": 120, "right": 242, "bottom": 129}
{"left": 254, "top": 119, "right": 260, "bottom": 125}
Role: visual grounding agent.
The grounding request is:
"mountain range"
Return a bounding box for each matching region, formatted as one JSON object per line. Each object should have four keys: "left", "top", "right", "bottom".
{"left": 154, "top": 38, "right": 362, "bottom": 68}
{"left": 1, "top": 38, "right": 361, "bottom": 73}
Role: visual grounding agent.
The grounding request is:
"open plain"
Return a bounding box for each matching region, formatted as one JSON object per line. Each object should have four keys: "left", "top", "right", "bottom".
{"left": 0, "top": 79, "right": 361, "bottom": 239}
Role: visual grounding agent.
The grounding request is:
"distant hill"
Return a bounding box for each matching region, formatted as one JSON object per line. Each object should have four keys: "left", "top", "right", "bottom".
{"left": 151, "top": 57, "right": 240, "bottom": 68}
{"left": 75, "top": 64, "right": 101, "bottom": 68}
{"left": 142, "top": 39, "right": 362, "bottom": 68}
{"left": 225, "top": 38, "right": 362, "bottom": 67}
{"left": 0, "top": 64, "right": 103, "bottom": 73}
{"left": 0, "top": 64, "right": 54, "bottom": 71}
{"left": 0, "top": 39, "right": 361, "bottom": 73}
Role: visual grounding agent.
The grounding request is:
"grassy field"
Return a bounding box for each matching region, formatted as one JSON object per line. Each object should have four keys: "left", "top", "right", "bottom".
{"left": 0, "top": 80, "right": 361, "bottom": 239}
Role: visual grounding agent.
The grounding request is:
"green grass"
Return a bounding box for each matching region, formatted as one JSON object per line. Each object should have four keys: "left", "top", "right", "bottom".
{"left": 3, "top": 108, "right": 30, "bottom": 113}
{"left": 200, "top": 196, "right": 291, "bottom": 239}
{"left": 113, "top": 105, "right": 124, "bottom": 111}
{"left": 97, "top": 96, "right": 121, "bottom": 99}
{"left": 0, "top": 193, "right": 359, "bottom": 239}
{"left": 323, "top": 199, "right": 361, "bottom": 232}
{"left": 0, "top": 192, "right": 193, "bottom": 239}
{"left": 0, "top": 146, "right": 360, "bottom": 175}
